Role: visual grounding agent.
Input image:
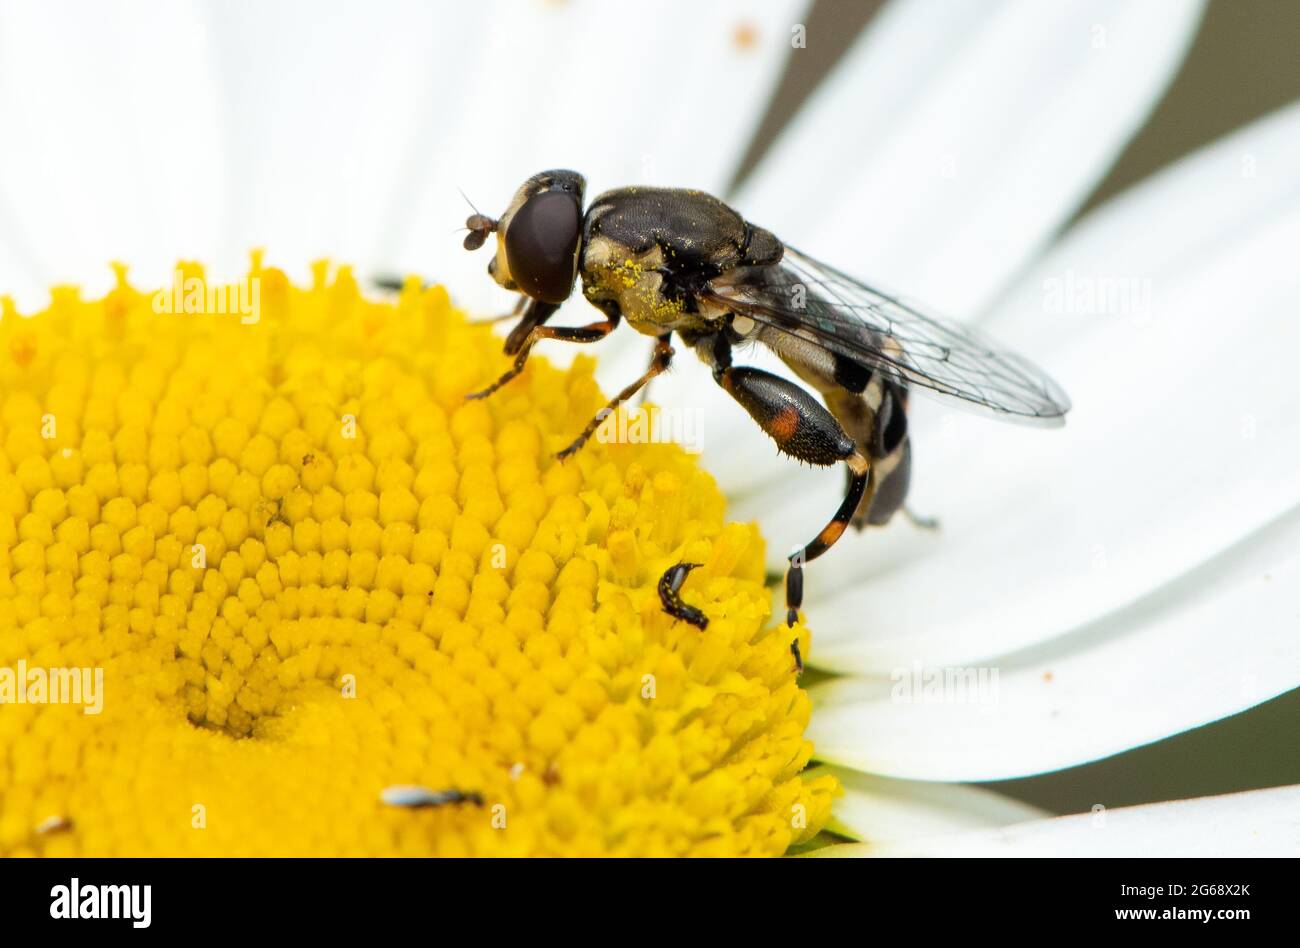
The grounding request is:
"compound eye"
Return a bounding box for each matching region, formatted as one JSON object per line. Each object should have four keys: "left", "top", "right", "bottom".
{"left": 504, "top": 191, "right": 581, "bottom": 304}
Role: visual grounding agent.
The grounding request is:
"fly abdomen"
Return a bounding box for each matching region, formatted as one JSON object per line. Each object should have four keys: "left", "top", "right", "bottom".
{"left": 832, "top": 353, "right": 873, "bottom": 394}
{"left": 855, "top": 380, "right": 912, "bottom": 527}
{"left": 872, "top": 381, "right": 909, "bottom": 457}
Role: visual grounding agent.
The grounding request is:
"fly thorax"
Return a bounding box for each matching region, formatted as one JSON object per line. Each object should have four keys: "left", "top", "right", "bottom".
{"left": 581, "top": 240, "right": 693, "bottom": 333}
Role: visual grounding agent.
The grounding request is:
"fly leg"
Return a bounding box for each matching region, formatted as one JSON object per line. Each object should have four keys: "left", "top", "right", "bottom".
{"left": 729, "top": 363, "right": 870, "bottom": 626}
{"left": 371, "top": 279, "right": 526, "bottom": 329}
{"left": 503, "top": 297, "right": 560, "bottom": 356}
{"left": 658, "top": 561, "right": 707, "bottom": 630}
{"left": 632, "top": 338, "right": 665, "bottom": 407}
{"left": 784, "top": 453, "right": 869, "bottom": 626}
{"left": 653, "top": 332, "right": 870, "bottom": 638}
{"left": 467, "top": 295, "right": 528, "bottom": 327}
{"left": 556, "top": 334, "right": 673, "bottom": 459}
{"left": 705, "top": 334, "right": 870, "bottom": 629}
{"left": 467, "top": 306, "right": 617, "bottom": 400}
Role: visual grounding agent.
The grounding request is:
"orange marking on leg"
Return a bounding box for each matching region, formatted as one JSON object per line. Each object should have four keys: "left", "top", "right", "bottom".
{"left": 817, "top": 520, "right": 848, "bottom": 548}
{"left": 771, "top": 405, "right": 801, "bottom": 444}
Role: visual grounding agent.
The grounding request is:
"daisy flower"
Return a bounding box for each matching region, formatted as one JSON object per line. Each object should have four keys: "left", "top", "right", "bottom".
{"left": 0, "top": 0, "right": 1295, "bottom": 855}
{"left": 1, "top": 262, "right": 835, "bottom": 855}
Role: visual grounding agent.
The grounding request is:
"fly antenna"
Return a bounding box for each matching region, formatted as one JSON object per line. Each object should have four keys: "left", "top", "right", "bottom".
{"left": 457, "top": 186, "right": 497, "bottom": 251}
{"left": 457, "top": 186, "right": 483, "bottom": 217}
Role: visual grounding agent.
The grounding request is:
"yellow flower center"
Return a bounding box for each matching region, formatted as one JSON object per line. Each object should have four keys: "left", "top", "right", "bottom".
{"left": 0, "top": 256, "right": 837, "bottom": 856}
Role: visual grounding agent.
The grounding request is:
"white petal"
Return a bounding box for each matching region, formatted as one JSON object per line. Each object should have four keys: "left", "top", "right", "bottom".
{"left": 0, "top": 0, "right": 801, "bottom": 309}
{"left": 742, "top": 0, "right": 1205, "bottom": 316}
{"left": 0, "top": 0, "right": 226, "bottom": 293}
{"left": 818, "top": 785, "right": 1300, "bottom": 857}
{"left": 674, "top": 0, "right": 1206, "bottom": 496}
{"left": 807, "top": 509, "right": 1300, "bottom": 780}
{"left": 795, "top": 99, "right": 1300, "bottom": 674}
{"left": 815, "top": 764, "right": 1045, "bottom": 843}
{"left": 0, "top": 237, "right": 43, "bottom": 314}
{"left": 204, "top": 0, "right": 481, "bottom": 283}
{"left": 0, "top": 0, "right": 226, "bottom": 292}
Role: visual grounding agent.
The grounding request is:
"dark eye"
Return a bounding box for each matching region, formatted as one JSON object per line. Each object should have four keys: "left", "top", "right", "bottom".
{"left": 505, "top": 191, "right": 581, "bottom": 304}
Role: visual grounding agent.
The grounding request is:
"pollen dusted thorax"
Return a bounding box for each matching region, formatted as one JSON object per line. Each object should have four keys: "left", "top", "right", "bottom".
{"left": 578, "top": 186, "right": 782, "bottom": 335}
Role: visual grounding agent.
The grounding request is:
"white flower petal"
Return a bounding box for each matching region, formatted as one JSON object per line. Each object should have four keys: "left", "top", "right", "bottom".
{"left": 204, "top": 0, "right": 482, "bottom": 282}
{"left": 815, "top": 784, "right": 1300, "bottom": 857}
{"left": 0, "top": 236, "right": 43, "bottom": 314}
{"left": 0, "top": 0, "right": 802, "bottom": 313}
{"left": 814, "top": 764, "right": 1045, "bottom": 843}
{"left": 807, "top": 509, "right": 1300, "bottom": 780}
{"left": 676, "top": 0, "right": 1206, "bottom": 496}
{"left": 0, "top": 0, "right": 226, "bottom": 292}
{"left": 742, "top": 0, "right": 1205, "bottom": 316}
{"left": 795, "top": 99, "right": 1300, "bottom": 674}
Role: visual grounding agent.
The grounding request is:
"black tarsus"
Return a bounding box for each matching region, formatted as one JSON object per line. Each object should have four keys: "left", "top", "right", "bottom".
{"left": 658, "top": 562, "right": 708, "bottom": 630}
{"left": 784, "top": 466, "right": 869, "bottom": 626}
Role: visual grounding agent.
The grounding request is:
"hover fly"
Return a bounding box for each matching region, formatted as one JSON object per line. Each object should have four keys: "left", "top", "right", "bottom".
{"left": 461, "top": 170, "right": 1070, "bottom": 638}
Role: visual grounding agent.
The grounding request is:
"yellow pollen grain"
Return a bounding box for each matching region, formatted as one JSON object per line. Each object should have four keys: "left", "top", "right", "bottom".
{"left": 0, "top": 257, "right": 838, "bottom": 856}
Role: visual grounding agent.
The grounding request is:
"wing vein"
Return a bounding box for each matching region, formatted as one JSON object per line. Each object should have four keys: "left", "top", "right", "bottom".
{"left": 704, "top": 247, "right": 1070, "bottom": 424}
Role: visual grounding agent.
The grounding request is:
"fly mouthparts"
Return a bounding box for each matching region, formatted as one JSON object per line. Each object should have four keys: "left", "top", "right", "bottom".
{"left": 463, "top": 213, "right": 497, "bottom": 251}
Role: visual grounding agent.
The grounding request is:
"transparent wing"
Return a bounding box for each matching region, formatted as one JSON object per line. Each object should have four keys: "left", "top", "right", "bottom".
{"left": 704, "top": 246, "right": 1071, "bottom": 425}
